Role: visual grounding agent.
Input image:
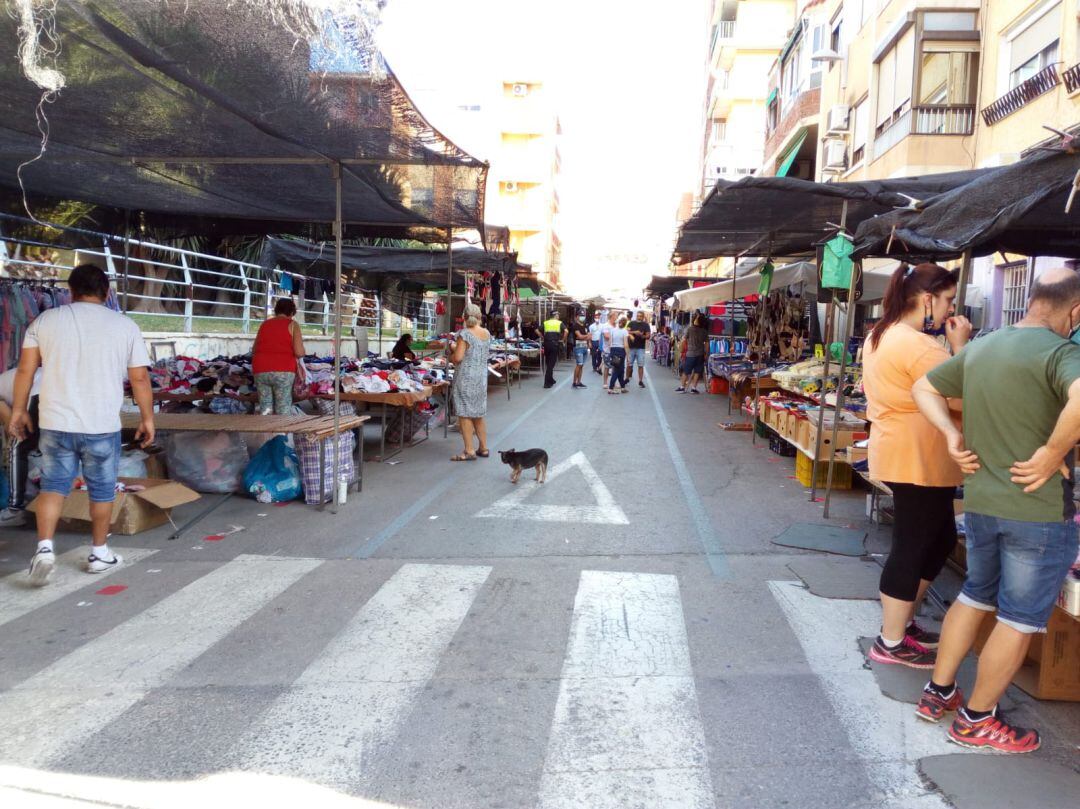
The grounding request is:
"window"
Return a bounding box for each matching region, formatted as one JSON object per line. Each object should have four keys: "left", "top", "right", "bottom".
{"left": 1009, "top": 3, "right": 1063, "bottom": 89}
{"left": 923, "top": 12, "right": 977, "bottom": 31}
{"left": 851, "top": 97, "right": 868, "bottom": 164}
{"left": 830, "top": 16, "right": 843, "bottom": 52}
{"left": 919, "top": 47, "right": 978, "bottom": 105}
{"left": 1001, "top": 261, "right": 1029, "bottom": 326}
{"left": 782, "top": 40, "right": 803, "bottom": 108}
{"left": 875, "top": 28, "right": 915, "bottom": 132}
{"left": 766, "top": 98, "right": 779, "bottom": 132}
{"left": 809, "top": 23, "right": 826, "bottom": 87}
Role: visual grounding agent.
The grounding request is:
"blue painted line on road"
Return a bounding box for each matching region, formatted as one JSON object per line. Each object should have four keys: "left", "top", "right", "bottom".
{"left": 644, "top": 371, "right": 732, "bottom": 578}
{"left": 349, "top": 375, "right": 573, "bottom": 559}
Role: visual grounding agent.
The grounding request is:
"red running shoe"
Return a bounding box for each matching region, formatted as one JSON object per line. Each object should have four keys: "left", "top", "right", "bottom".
{"left": 947, "top": 712, "right": 1040, "bottom": 754}
{"left": 915, "top": 686, "right": 964, "bottom": 723}
{"left": 868, "top": 635, "right": 936, "bottom": 669}
{"left": 906, "top": 621, "right": 940, "bottom": 649}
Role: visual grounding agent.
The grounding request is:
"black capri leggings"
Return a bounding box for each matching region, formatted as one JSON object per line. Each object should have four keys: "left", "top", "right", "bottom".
{"left": 880, "top": 482, "right": 958, "bottom": 602}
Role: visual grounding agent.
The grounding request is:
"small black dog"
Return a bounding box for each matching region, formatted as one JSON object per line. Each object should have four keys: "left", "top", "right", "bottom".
{"left": 499, "top": 448, "right": 549, "bottom": 484}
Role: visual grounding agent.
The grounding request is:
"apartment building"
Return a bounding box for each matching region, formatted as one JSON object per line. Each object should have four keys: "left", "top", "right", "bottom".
{"left": 813, "top": 0, "right": 1079, "bottom": 327}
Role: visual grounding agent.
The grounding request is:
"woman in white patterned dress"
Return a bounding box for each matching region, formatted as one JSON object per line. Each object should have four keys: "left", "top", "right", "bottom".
{"left": 449, "top": 303, "right": 491, "bottom": 461}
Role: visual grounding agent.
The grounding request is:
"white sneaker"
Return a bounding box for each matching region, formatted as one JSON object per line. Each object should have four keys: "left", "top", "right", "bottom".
{"left": 87, "top": 551, "right": 123, "bottom": 574}
{"left": 0, "top": 507, "right": 27, "bottom": 528}
{"left": 28, "top": 547, "right": 55, "bottom": 586}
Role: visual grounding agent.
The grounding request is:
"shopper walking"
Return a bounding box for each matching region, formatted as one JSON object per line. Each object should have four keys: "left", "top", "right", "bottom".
{"left": 449, "top": 303, "right": 492, "bottom": 461}
{"left": 252, "top": 298, "right": 307, "bottom": 415}
{"left": 7, "top": 264, "right": 154, "bottom": 585}
{"left": 0, "top": 366, "right": 42, "bottom": 527}
{"left": 571, "top": 314, "right": 590, "bottom": 389}
{"left": 862, "top": 263, "right": 970, "bottom": 669}
{"left": 676, "top": 313, "right": 709, "bottom": 393}
{"left": 588, "top": 311, "right": 604, "bottom": 373}
{"left": 600, "top": 311, "right": 617, "bottom": 387}
{"left": 627, "top": 311, "right": 650, "bottom": 388}
{"left": 911, "top": 267, "right": 1080, "bottom": 754}
{"left": 607, "top": 317, "right": 630, "bottom": 394}
{"left": 542, "top": 311, "right": 566, "bottom": 389}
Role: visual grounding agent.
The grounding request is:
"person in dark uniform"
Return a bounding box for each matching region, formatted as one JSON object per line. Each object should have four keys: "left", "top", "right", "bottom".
{"left": 542, "top": 312, "right": 567, "bottom": 389}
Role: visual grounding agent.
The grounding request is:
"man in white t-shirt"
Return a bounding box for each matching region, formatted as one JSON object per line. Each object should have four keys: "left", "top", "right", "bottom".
{"left": 8, "top": 264, "right": 154, "bottom": 585}
{"left": 587, "top": 311, "right": 604, "bottom": 374}
{"left": 599, "top": 311, "right": 617, "bottom": 387}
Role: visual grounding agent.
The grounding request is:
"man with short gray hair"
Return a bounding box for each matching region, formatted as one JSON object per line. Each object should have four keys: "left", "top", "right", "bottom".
{"left": 911, "top": 267, "right": 1080, "bottom": 753}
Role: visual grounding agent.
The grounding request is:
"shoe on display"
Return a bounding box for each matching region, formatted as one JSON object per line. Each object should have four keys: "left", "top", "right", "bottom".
{"left": 947, "top": 712, "right": 1040, "bottom": 754}
{"left": 87, "top": 551, "right": 124, "bottom": 574}
{"left": 907, "top": 621, "right": 940, "bottom": 649}
{"left": 28, "top": 547, "right": 55, "bottom": 587}
{"left": 867, "top": 635, "right": 936, "bottom": 669}
{"left": 915, "top": 686, "right": 964, "bottom": 723}
{"left": 0, "top": 507, "right": 27, "bottom": 528}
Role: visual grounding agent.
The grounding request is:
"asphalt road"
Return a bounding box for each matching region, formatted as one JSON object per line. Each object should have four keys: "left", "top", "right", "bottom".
{"left": 0, "top": 358, "right": 1076, "bottom": 808}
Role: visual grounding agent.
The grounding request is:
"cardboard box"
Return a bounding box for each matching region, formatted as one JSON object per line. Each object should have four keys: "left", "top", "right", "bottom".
{"left": 973, "top": 605, "right": 1080, "bottom": 701}
{"left": 845, "top": 445, "right": 868, "bottom": 464}
{"left": 792, "top": 414, "right": 811, "bottom": 449}
{"left": 808, "top": 422, "right": 869, "bottom": 456}
{"left": 29, "top": 477, "right": 200, "bottom": 536}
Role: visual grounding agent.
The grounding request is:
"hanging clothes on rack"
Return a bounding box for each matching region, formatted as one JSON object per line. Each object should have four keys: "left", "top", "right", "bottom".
{"left": 0, "top": 281, "right": 71, "bottom": 372}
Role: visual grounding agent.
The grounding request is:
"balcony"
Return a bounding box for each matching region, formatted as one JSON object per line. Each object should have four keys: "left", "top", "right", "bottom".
{"left": 912, "top": 105, "right": 975, "bottom": 135}
{"left": 981, "top": 64, "right": 1061, "bottom": 126}
{"left": 1063, "top": 61, "right": 1080, "bottom": 93}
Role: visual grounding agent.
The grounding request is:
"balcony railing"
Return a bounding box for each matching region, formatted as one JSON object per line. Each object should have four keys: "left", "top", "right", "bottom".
{"left": 1063, "top": 61, "right": 1080, "bottom": 93}
{"left": 981, "top": 64, "right": 1061, "bottom": 126}
{"left": 912, "top": 104, "right": 975, "bottom": 135}
{"left": 710, "top": 20, "right": 735, "bottom": 53}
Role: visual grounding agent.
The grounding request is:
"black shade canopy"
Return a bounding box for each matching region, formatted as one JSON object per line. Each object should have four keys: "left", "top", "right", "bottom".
{"left": 853, "top": 149, "right": 1080, "bottom": 259}
{"left": 674, "top": 171, "right": 981, "bottom": 263}
{"left": 643, "top": 274, "right": 692, "bottom": 298}
{"left": 260, "top": 238, "right": 522, "bottom": 291}
{"left": 0, "top": 1, "right": 487, "bottom": 234}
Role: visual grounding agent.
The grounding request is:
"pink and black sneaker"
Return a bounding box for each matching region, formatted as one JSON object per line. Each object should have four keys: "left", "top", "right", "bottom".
{"left": 868, "top": 635, "right": 936, "bottom": 669}
{"left": 915, "top": 685, "right": 964, "bottom": 723}
{"left": 906, "top": 621, "right": 940, "bottom": 649}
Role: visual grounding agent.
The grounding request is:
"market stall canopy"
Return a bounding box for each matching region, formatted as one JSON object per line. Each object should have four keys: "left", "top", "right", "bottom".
{"left": 644, "top": 274, "right": 692, "bottom": 298}
{"left": 672, "top": 261, "right": 894, "bottom": 309}
{"left": 673, "top": 171, "right": 980, "bottom": 263}
{"left": 0, "top": 1, "right": 487, "bottom": 236}
{"left": 854, "top": 149, "right": 1080, "bottom": 259}
{"left": 259, "top": 238, "right": 521, "bottom": 290}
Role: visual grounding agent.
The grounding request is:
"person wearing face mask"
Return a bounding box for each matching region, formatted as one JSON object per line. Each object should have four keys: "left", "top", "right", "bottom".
{"left": 910, "top": 267, "right": 1080, "bottom": 754}
{"left": 571, "top": 314, "right": 591, "bottom": 389}
{"left": 862, "top": 263, "right": 971, "bottom": 672}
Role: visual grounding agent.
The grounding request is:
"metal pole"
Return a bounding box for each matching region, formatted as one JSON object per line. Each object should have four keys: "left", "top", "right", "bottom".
{"left": 122, "top": 210, "right": 131, "bottom": 313}
{"left": 751, "top": 292, "right": 767, "bottom": 444}
{"left": 727, "top": 271, "right": 736, "bottom": 414}
{"left": 810, "top": 200, "right": 848, "bottom": 502}
{"left": 331, "top": 162, "right": 343, "bottom": 513}
{"left": 823, "top": 257, "right": 860, "bottom": 518}
{"left": 955, "top": 249, "right": 973, "bottom": 314}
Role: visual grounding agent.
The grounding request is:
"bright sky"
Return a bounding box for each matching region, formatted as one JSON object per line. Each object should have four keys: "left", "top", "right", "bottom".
{"left": 377, "top": 0, "right": 708, "bottom": 297}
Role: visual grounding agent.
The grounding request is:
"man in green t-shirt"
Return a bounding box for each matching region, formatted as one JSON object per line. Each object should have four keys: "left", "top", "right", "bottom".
{"left": 911, "top": 267, "right": 1080, "bottom": 754}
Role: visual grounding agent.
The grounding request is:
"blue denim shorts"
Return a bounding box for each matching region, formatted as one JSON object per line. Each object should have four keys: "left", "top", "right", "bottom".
{"left": 39, "top": 430, "right": 122, "bottom": 503}
{"left": 574, "top": 345, "right": 589, "bottom": 366}
{"left": 960, "top": 512, "right": 1079, "bottom": 633}
{"left": 627, "top": 347, "right": 646, "bottom": 368}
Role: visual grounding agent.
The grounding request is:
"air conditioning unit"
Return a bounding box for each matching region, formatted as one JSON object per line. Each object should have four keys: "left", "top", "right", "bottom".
{"left": 823, "top": 139, "right": 848, "bottom": 172}
{"left": 504, "top": 181, "right": 519, "bottom": 193}
{"left": 827, "top": 104, "right": 851, "bottom": 135}
{"left": 512, "top": 83, "right": 529, "bottom": 97}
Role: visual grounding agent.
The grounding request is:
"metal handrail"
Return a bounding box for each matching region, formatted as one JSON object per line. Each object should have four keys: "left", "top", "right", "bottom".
{"left": 1063, "top": 61, "right": 1080, "bottom": 93}
{"left": 981, "top": 63, "right": 1061, "bottom": 125}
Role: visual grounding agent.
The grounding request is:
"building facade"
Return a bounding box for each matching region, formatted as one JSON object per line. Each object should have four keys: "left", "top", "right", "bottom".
{"left": 813, "top": 0, "right": 1080, "bottom": 327}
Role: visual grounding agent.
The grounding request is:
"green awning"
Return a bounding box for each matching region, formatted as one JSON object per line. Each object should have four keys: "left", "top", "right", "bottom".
{"left": 765, "top": 88, "right": 778, "bottom": 106}
{"left": 776, "top": 128, "right": 808, "bottom": 177}
{"left": 518, "top": 287, "right": 539, "bottom": 299}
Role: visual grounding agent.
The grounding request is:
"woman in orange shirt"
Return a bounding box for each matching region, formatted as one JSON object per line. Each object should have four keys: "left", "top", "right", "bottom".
{"left": 863, "top": 263, "right": 971, "bottom": 669}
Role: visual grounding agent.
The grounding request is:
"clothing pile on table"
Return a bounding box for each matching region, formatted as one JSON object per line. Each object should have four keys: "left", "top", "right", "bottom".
{"left": 149, "top": 352, "right": 448, "bottom": 399}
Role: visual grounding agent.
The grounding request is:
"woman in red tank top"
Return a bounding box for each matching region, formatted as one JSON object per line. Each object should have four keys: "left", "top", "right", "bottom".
{"left": 253, "top": 298, "right": 306, "bottom": 414}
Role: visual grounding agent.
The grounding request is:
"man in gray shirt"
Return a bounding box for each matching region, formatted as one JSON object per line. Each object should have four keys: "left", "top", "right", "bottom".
{"left": 676, "top": 312, "right": 709, "bottom": 394}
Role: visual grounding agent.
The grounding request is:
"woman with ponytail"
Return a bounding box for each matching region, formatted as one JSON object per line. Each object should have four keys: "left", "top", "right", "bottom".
{"left": 863, "top": 263, "right": 971, "bottom": 668}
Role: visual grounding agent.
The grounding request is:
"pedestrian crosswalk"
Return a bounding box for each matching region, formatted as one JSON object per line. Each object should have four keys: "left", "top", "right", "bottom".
{"left": 0, "top": 556, "right": 958, "bottom": 807}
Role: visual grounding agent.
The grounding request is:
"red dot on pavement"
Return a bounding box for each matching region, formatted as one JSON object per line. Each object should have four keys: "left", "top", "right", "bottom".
{"left": 96, "top": 585, "right": 127, "bottom": 596}
{"left": 785, "top": 475, "right": 798, "bottom": 480}
{"left": 273, "top": 502, "right": 290, "bottom": 508}
{"left": 204, "top": 534, "right": 225, "bottom": 542}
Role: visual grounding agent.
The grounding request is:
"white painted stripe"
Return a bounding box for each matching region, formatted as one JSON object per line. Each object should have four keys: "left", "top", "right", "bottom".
{"left": 538, "top": 571, "right": 715, "bottom": 809}
{"left": 238, "top": 563, "right": 492, "bottom": 788}
{"left": 0, "top": 547, "right": 158, "bottom": 628}
{"left": 769, "top": 581, "right": 959, "bottom": 807}
{"left": 0, "top": 555, "right": 319, "bottom": 766}
{"left": 475, "top": 451, "right": 629, "bottom": 524}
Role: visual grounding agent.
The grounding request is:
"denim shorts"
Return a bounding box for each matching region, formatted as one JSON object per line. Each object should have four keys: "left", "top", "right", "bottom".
{"left": 682, "top": 355, "right": 705, "bottom": 376}
{"left": 39, "top": 430, "right": 122, "bottom": 503}
{"left": 627, "top": 347, "right": 646, "bottom": 368}
{"left": 960, "top": 512, "right": 1079, "bottom": 633}
{"left": 574, "top": 345, "right": 589, "bottom": 366}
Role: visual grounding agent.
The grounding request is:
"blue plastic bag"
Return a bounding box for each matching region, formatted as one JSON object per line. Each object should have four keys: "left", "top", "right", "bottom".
{"left": 243, "top": 436, "right": 302, "bottom": 503}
